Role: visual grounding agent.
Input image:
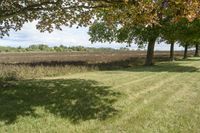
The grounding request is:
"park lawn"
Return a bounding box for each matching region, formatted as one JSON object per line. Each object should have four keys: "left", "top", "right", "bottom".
{"left": 0, "top": 57, "right": 200, "bottom": 133}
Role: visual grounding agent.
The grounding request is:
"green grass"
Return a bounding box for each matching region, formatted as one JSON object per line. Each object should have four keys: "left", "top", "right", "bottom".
{"left": 0, "top": 57, "right": 200, "bottom": 133}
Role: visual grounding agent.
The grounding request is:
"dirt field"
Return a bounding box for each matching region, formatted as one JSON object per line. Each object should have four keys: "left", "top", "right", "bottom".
{"left": 0, "top": 51, "right": 187, "bottom": 64}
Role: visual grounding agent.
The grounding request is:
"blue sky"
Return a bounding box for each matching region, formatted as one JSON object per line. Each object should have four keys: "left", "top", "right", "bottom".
{"left": 0, "top": 21, "right": 184, "bottom": 50}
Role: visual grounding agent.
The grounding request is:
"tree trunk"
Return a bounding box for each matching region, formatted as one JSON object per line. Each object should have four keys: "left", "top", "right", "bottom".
{"left": 145, "top": 38, "right": 156, "bottom": 66}
{"left": 194, "top": 44, "right": 199, "bottom": 57}
{"left": 183, "top": 44, "right": 188, "bottom": 59}
{"left": 170, "top": 42, "right": 175, "bottom": 61}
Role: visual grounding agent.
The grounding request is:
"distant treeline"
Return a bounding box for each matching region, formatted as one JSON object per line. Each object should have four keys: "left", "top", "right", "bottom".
{"left": 0, "top": 45, "right": 131, "bottom": 53}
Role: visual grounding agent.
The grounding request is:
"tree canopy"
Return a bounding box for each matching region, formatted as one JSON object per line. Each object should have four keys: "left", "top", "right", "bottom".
{"left": 1, "top": 0, "right": 200, "bottom": 37}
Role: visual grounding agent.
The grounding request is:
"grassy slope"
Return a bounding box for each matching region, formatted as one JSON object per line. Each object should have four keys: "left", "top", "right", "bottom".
{"left": 0, "top": 58, "right": 200, "bottom": 133}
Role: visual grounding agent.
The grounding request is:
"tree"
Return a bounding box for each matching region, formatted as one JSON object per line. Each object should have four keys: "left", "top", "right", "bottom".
{"left": 194, "top": 44, "right": 199, "bottom": 57}
{"left": 175, "top": 19, "right": 200, "bottom": 59}
{"left": 160, "top": 21, "right": 179, "bottom": 61}
{"left": 89, "top": 22, "right": 160, "bottom": 65}
{"left": 183, "top": 43, "right": 189, "bottom": 59}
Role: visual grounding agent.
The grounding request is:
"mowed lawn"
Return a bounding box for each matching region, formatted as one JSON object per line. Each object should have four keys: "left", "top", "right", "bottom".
{"left": 0, "top": 58, "right": 200, "bottom": 133}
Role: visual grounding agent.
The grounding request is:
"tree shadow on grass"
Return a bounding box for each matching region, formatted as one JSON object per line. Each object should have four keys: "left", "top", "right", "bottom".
{"left": 176, "top": 58, "right": 200, "bottom": 62}
{"left": 0, "top": 79, "right": 120, "bottom": 124}
{"left": 125, "top": 62, "right": 200, "bottom": 73}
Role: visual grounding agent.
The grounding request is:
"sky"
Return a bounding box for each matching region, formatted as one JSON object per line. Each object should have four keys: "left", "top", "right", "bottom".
{"left": 0, "top": 21, "right": 184, "bottom": 51}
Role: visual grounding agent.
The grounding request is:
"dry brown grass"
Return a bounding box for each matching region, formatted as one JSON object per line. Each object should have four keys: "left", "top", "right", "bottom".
{"left": 0, "top": 51, "right": 192, "bottom": 80}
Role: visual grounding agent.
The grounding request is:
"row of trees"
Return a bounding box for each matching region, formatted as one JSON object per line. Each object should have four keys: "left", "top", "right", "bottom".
{"left": 1, "top": 0, "right": 200, "bottom": 65}
{"left": 28, "top": 45, "right": 88, "bottom": 52}
{"left": 88, "top": 18, "right": 200, "bottom": 65}
{"left": 0, "top": 45, "right": 130, "bottom": 52}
